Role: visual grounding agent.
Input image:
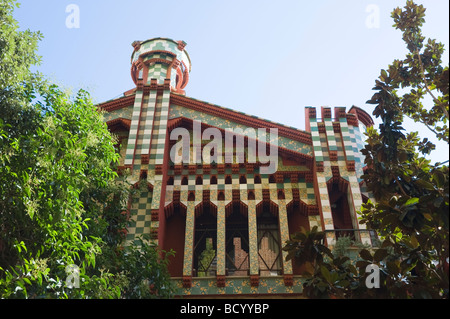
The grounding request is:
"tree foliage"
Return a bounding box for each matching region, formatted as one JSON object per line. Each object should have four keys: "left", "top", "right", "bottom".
{"left": 0, "top": 0, "right": 175, "bottom": 298}
{"left": 284, "top": 0, "right": 449, "bottom": 299}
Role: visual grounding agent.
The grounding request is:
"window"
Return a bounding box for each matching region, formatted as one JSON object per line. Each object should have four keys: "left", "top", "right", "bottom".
{"left": 225, "top": 203, "right": 249, "bottom": 276}
{"left": 162, "top": 204, "right": 186, "bottom": 277}
{"left": 328, "top": 180, "right": 354, "bottom": 240}
{"left": 193, "top": 206, "right": 217, "bottom": 277}
{"left": 257, "top": 204, "right": 282, "bottom": 276}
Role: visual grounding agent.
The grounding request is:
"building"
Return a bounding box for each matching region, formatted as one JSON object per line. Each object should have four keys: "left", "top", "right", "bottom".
{"left": 98, "top": 37, "right": 375, "bottom": 298}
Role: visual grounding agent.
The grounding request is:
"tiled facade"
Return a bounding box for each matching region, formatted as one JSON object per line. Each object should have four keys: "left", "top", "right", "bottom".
{"left": 97, "top": 38, "right": 375, "bottom": 298}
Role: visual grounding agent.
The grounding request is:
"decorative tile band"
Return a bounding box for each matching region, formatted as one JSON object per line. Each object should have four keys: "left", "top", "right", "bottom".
{"left": 172, "top": 276, "right": 304, "bottom": 296}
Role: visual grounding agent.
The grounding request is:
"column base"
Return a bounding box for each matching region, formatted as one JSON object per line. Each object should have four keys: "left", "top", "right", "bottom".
{"left": 250, "top": 275, "right": 259, "bottom": 287}
{"left": 284, "top": 274, "right": 294, "bottom": 286}
{"left": 216, "top": 275, "right": 226, "bottom": 288}
{"left": 182, "top": 276, "right": 192, "bottom": 288}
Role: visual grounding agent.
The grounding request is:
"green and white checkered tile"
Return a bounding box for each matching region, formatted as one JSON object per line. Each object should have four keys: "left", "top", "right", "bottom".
{"left": 124, "top": 90, "right": 144, "bottom": 166}
{"left": 140, "top": 90, "right": 158, "bottom": 157}
{"left": 324, "top": 117, "right": 337, "bottom": 153}
{"left": 154, "top": 89, "right": 171, "bottom": 166}
{"left": 126, "top": 189, "right": 153, "bottom": 243}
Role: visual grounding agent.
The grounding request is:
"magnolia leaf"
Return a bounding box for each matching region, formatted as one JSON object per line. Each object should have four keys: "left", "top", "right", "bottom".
{"left": 320, "top": 265, "right": 332, "bottom": 283}
{"left": 356, "top": 260, "right": 371, "bottom": 269}
{"left": 404, "top": 197, "right": 419, "bottom": 206}
{"left": 373, "top": 248, "right": 388, "bottom": 262}
{"left": 386, "top": 261, "right": 400, "bottom": 274}
{"left": 359, "top": 249, "right": 373, "bottom": 262}
{"left": 348, "top": 264, "right": 358, "bottom": 276}
{"left": 303, "top": 262, "right": 315, "bottom": 277}
{"left": 410, "top": 235, "right": 419, "bottom": 249}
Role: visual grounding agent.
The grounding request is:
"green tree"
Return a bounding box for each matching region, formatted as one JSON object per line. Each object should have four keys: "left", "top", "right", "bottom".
{"left": 0, "top": 0, "right": 175, "bottom": 298}
{"left": 284, "top": 0, "right": 448, "bottom": 299}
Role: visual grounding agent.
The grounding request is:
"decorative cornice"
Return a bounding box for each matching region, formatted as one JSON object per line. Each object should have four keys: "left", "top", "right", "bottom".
{"left": 132, "top": 40, "right": 141, "bottom": 51}
{"left": 349, "top": 106, "right": 374, "bottom": 127}
{"left": 142, "top": 50, "right": 177, "bottom": 59}
{"left": 167, "top": 116, "right": 314, "bottom": 162}
{"left": 346, "top": 114, "right": 359, "bottom": 127}
{"left": 98, "top": 93, "right": 314, "bottom": 150}
{"left": 177, "top": 40, "right": 187, "bottom": 51}
{"left": 322, "top": 107, "right": 332, "bottom": 119}
{"left": 143, "top": 57, "right": 173, "bottom": 66}
{"left": 98, "top": 94, "right": 135, "bottom": 112}
{"left": 106, "top": 117, "right": 131, "bottom": 132}
{"left": 170, "top": 94, "right": 312, "bottom": 145}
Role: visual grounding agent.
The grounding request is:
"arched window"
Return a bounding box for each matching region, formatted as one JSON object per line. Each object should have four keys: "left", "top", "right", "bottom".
{"left": 193, "top": 204, "right": 217, "bottom": 277}
{"left": 181, "top": 176, "right": 188, "bottom": 185}
{"left": 328, "top": 179, "right": 354, "bottom": 240}
{"left": 196, "top": 176, "right": 203, "bottom": 185}
{"left": 257, "top": 202, "right": 282, "bottom": 276}
{"left": 226, "top": 203, "right": 249, "bottom": 276}
{"left": 225, "top": 176, "right": 232, "bottom": 184}
{"left": 210, "top": 176, "right": 218, "bottom": 184}
{"left": 167, "top": 176, "right": 174, "bottom": 185}
{"left": 162, "top": 204, "right": 186, "bottom": 277}
{"left": 239, "top": 175, "right": 247, "bottom": 184}
{"left": 287, "top": 201, "right": 310, "bottom": 276}
{"left": 254, "top": 175, "right": 261, "bottom": 184}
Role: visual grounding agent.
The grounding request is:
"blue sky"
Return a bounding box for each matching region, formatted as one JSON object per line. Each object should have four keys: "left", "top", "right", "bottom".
{"left": 14, "top": 0, "right": 449, "bottom": 162}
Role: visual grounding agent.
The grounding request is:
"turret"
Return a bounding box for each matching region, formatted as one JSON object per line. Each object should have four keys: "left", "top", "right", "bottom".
{"left": 130, "top": 37, "right": 191, "bottom": 95}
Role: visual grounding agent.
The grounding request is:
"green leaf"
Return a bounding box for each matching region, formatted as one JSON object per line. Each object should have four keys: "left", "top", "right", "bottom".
{"left": 415, "top": 179, "right": 435, "bottom": 191}
{"left": 410, "top": 235, "right": 419, "bottom": 249}
{"left": 338, "top": 280, "right": 350, "bottom": 288}
{"left": 22, "top": 278, "right": 32, "bottom": 285}
{"left": 380, "top": 69, "right": 388, "bottom": 82}
{"left": 303, "top": 262, "right": 315, "bottom": 277}
{"left": 432, "top": 170, "right": 445, "bottom": 188}
{"left": 320, "top": 265, "right": 332, "bottom": 283}
{"left": 356, "top": 260, "right": 371, "bottom": 269}
{"left": 373, "top": 249, "right": 388, "bottom": 262}
{"left": 386, "top": 261, "right": 400, "bottom": 274}
{"left": 348, "top": 264, "right": 358, "bottom": 276}
{"left": 359, "top": 249, "right": 373, "bottom": 262}
{"left": 404, "top": 197, "right": 419, "bottom": 206}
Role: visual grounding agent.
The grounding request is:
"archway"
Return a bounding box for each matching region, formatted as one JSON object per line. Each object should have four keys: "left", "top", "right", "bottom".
{"left": 193, "top": 201, "right": 217, "bottom": 277}
{"left": 327, "top": 178, "right": 354, "bottom": 240}
{"left": 225, "top": 201, "right": 249, "bottom": 276}
{"left": 163, "top": 203, "right": 186, "bottom": 277}
{"left": 256, "top": 200, "right": 282, "bottom": 276}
